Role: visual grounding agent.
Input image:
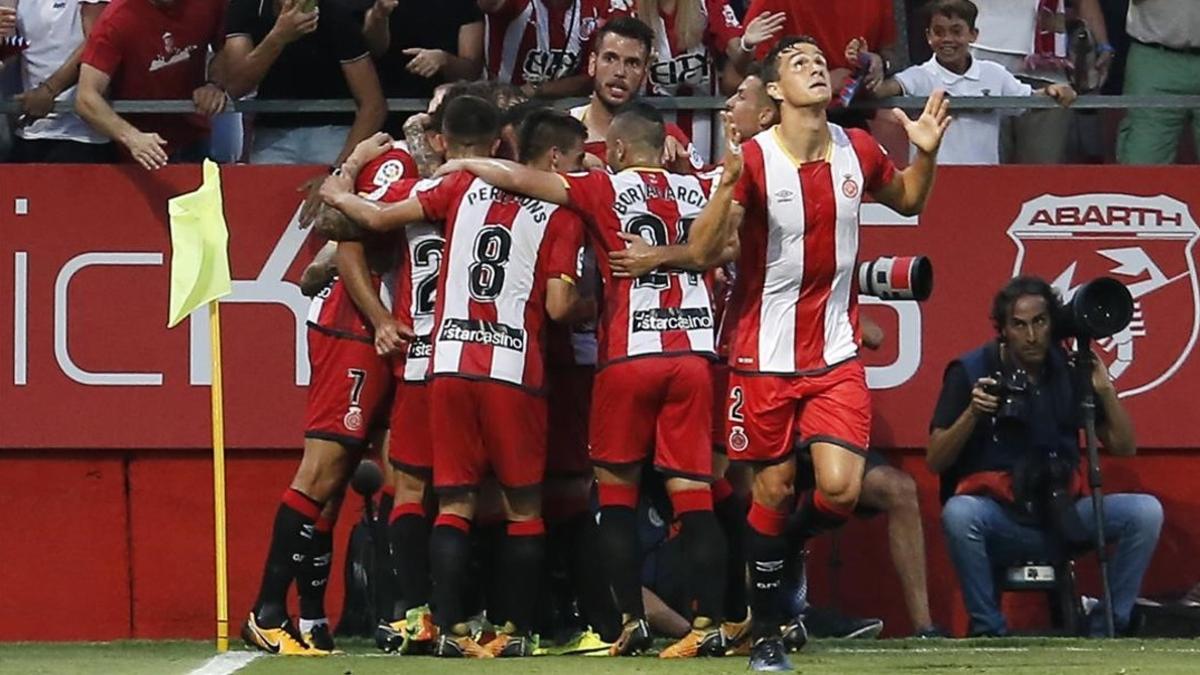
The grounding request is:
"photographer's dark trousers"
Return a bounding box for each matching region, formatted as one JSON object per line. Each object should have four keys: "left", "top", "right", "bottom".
{"left": 941, "top": 493, "right": 1163, "bottom": 637}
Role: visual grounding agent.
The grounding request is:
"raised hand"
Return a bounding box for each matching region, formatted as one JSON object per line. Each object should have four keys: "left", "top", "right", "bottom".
{"left": 742, "top": 12, "right": 786, "bottom": 51}
{"left": 892, "top": 89, "right": 951, "bottom": 156}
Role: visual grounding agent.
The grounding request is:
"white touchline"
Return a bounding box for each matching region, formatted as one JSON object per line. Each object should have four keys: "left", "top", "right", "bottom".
{"left": 188, "top": 651, "right": 262, "bottom": 675}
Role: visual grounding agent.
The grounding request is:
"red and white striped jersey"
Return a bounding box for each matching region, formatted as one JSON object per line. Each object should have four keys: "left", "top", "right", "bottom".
{"left": 416, "top": 171, "right": 584, "bottom": 391}
{"left": 568, "top": 102, "right": 704, "bottom": 171}
{"left": 305, "top": 149, "right": 419, "bottom": 342}
{"left": 561, "top": 168, "right": 716, "bottom": 365}
{"left": 609, "top": 0, "right": 742, "bottom": 163}
{"left": 727, "top": 124, "right": 897, "bottom": 375}
{"left": 485, "top": 0, "right": 607, "bottom": 86}
{"left": 362, "top": 172, "right": 445, "bottom": 383}
{"left": 306, "top": 274, "right": 383, "bottom": 342}
{"left": 358, "top": 141, "right": 419, "bottom": 200}
{"left": 304, "top": 145, "right": 424, "bottom": 348}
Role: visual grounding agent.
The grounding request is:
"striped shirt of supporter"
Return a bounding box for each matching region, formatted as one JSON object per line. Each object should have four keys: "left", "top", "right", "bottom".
{"left": 416, "top": 171, "right": 584, "bottom": 391}
{"left": 609, "top": 0, "right": 743, "bottom": 164}
{"left": 305, "top": 149, "right": 420, "bottom": 343}
{"left": 560, "top": 168, "right": 716, "bottom": 365}
{"left": 484, "top": 0, "right": 608, "bottom": 86}
{"left": 728, "top": 124, "right": 896, "bottom": 375}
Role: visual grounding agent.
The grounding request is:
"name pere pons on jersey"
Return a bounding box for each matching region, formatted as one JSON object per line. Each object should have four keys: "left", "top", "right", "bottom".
{"left": 465, "top": 185, "right": 551, "bottom": 223}
{"left": 611, "top": 179, "right": 707, "bottom": 215}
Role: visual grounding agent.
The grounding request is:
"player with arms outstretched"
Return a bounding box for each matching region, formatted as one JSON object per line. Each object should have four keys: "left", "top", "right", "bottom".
{"left": 613, "top": 36, "right": 950, "bottom": 671}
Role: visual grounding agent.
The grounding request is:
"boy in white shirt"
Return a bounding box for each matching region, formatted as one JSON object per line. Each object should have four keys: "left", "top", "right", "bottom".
{"left": 868, "top": 0, "right": 1075, "bottom": 165}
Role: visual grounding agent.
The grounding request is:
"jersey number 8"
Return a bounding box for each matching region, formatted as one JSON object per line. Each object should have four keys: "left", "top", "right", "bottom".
{"left": 469, "top": 225, "right": 513, "bottom": 302}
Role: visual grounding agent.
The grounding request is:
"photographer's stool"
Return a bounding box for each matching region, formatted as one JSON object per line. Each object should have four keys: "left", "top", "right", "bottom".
{"left": 996, "top": 560, "right": 1083, "bottom": 635}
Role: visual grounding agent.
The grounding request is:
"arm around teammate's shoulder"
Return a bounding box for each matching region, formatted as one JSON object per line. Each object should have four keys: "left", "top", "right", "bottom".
{"left": 436, "top": 159, "right": 570, "bottom": 205}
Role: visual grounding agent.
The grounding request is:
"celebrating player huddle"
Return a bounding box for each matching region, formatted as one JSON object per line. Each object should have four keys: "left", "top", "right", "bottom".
{"left": 242, "top": 20, "right": 950, "bottom": 671}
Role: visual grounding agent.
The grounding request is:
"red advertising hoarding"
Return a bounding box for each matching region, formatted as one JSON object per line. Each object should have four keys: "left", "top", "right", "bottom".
{"left": 2, "top": 165, "right": 1198, "bottom": 449}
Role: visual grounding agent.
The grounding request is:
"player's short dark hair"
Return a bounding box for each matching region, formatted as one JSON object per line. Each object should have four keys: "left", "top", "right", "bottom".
{"left": 518, "top": 109, "right": 587, "bottom": 163}
{"left": 611, "top": 101, "right": 666, "bottom": 153}
{"left": 593, "top": 15, "right": 655, "bottom": 58}
{"left": 990, "top": 276, "right": 1063, "bottom": 336}
{"left": 313, "top": 204, "right": 365, "bottom": 242}
{"left": 761, "top": 35, "right": 822, "bottom": 85}
{"left": 502, "top": 99, "right": 553, "bottom": 132}
{"left": 441, "top": 95, "right": 502, "bottom": 149}
{"left": 926, "top": 0, "right": 978, "bottom": 30}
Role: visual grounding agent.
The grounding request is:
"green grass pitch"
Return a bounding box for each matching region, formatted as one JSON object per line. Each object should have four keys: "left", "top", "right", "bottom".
{"left": 2, "top": 638, "right": 1198, "bottom": 674}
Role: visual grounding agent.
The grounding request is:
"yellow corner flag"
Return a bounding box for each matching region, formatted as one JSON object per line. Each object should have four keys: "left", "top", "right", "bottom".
{"left": 167, "top": 159, "right": 233, "bottom": 652}
{"left": 167, "top": 159, "right": 232, "bottom": 328}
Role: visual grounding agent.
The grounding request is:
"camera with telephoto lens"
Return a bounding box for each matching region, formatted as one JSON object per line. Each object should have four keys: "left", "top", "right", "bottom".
{"left": 983, "top": 367, "right": 1032, "bottom": 426}
{"left": 857, "top": 256, "right": 933, "bottom": 301}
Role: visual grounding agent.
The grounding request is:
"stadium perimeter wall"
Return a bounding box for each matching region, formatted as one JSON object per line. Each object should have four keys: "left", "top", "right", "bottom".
{"left": 2, "top": 165, "right": 1199, "bottom": 640}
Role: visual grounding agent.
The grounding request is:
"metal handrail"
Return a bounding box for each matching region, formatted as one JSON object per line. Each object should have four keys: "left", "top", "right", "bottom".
{"left": 1, "top": 94, "right": 1197, "bottom": 115}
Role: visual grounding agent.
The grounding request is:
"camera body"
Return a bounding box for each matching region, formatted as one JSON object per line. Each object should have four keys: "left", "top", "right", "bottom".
{"left": 983, "top": 367, "right": 1032, "bottom": 425}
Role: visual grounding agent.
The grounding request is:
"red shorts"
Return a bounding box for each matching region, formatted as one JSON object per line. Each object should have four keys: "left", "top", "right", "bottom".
{"left": 546, "top": 366, "right": 594, "bottom": 478}
{"left": 388, "top": 381, "right": 433, "bottom": 476}
{"left": 304, "top": 329, "right": 393, "bottom": 446}
{"left": 725, "top": 359, "right": 871, "bottom": 464}
{"left": 711, "top": 362, "right": 731, "bottom": 453}
{"left": 589, "top": 355, "right": 713, "bottom": 481}
{"left": 430, "top": 377, "right": 547, "bottom": 491}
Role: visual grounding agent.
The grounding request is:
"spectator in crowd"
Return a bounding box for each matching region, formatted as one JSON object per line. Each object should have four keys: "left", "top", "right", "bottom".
{"left": 223, "top": 0, "right": 386, "bottom": 166}
{"left": 566, "top": 16, "right": 700, "bottom": 172}
{"left": 1117, "top": 0, "right": 1200, "bottom": 164}
{"left": 0, "top": 3, "right": 13, "bottom": 38}
{"left": 607, "top": 0, "right": 784, "bottom": 162}
{"left": 870, "top": 0, "right": 1076, "bottom": 165}
{"left": 364, "top": 0, "right": 483, "bottom": 135}
{"left": 6, "top": 0, "right": 113, "bottom": 162}
{"left": 76, "top": 0, "right": 229, "bottom": 170}
{"left": 743, "top": 0, "right": 898, "bottom": 129}
{"left": 479, "top": 0, "right": 609, "bottom": 99}
{"left": 967, "top": 0, "right": 1110, "bottom": 163}
{"left": 928, "top": 276, "right": 1162, "bottom": 637}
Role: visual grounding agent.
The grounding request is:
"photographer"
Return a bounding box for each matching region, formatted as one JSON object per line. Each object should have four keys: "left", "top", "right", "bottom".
{"left": 928, "top": 276, "right": 1161, "bottom": 637}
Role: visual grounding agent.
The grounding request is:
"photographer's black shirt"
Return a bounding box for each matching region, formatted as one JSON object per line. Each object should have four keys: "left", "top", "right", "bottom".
{"left": 930, "top": 343, "right": 1101, "bottom": 502}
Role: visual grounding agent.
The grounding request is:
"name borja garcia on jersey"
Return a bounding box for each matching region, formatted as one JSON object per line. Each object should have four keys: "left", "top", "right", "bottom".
{"left": 605, "top": 177, "right": 708, "bottom": 215}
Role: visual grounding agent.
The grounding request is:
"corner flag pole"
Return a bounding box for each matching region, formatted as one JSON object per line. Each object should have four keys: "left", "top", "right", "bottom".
{"left": 210, "top": 300, "right": 230, "bottom": 652}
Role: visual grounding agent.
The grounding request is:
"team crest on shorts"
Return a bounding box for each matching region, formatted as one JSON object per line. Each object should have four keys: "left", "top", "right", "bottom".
{"left": 343, "top": 406, "right": 363, "bottom": 432}
{"left": 728, "top": 426, "right": 749, "bottom": 453}
{"left": 841, "top": 175, "right": 859, "bottom": 199}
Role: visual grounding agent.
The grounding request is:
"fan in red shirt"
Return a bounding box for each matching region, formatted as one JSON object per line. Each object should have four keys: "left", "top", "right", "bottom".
{"left": 743, "top": 0, "right": 897, "bottom": 99}
{"left": 322, "top": 97, "right": 593, "bottom": 659}
{"left": 480, "top": 0, "right": 610, "bottom": 98}
{"left": 606, "top": 37, "right": 951, "bottom": 669}
{"left": 606, "top": 0, "right": 783, "bottom": 163}
{"left": 77, "top": 0, "right": 229, "bottom": 170}
{"left": 436, "top": 101, "right": 748, "bottom": 659}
